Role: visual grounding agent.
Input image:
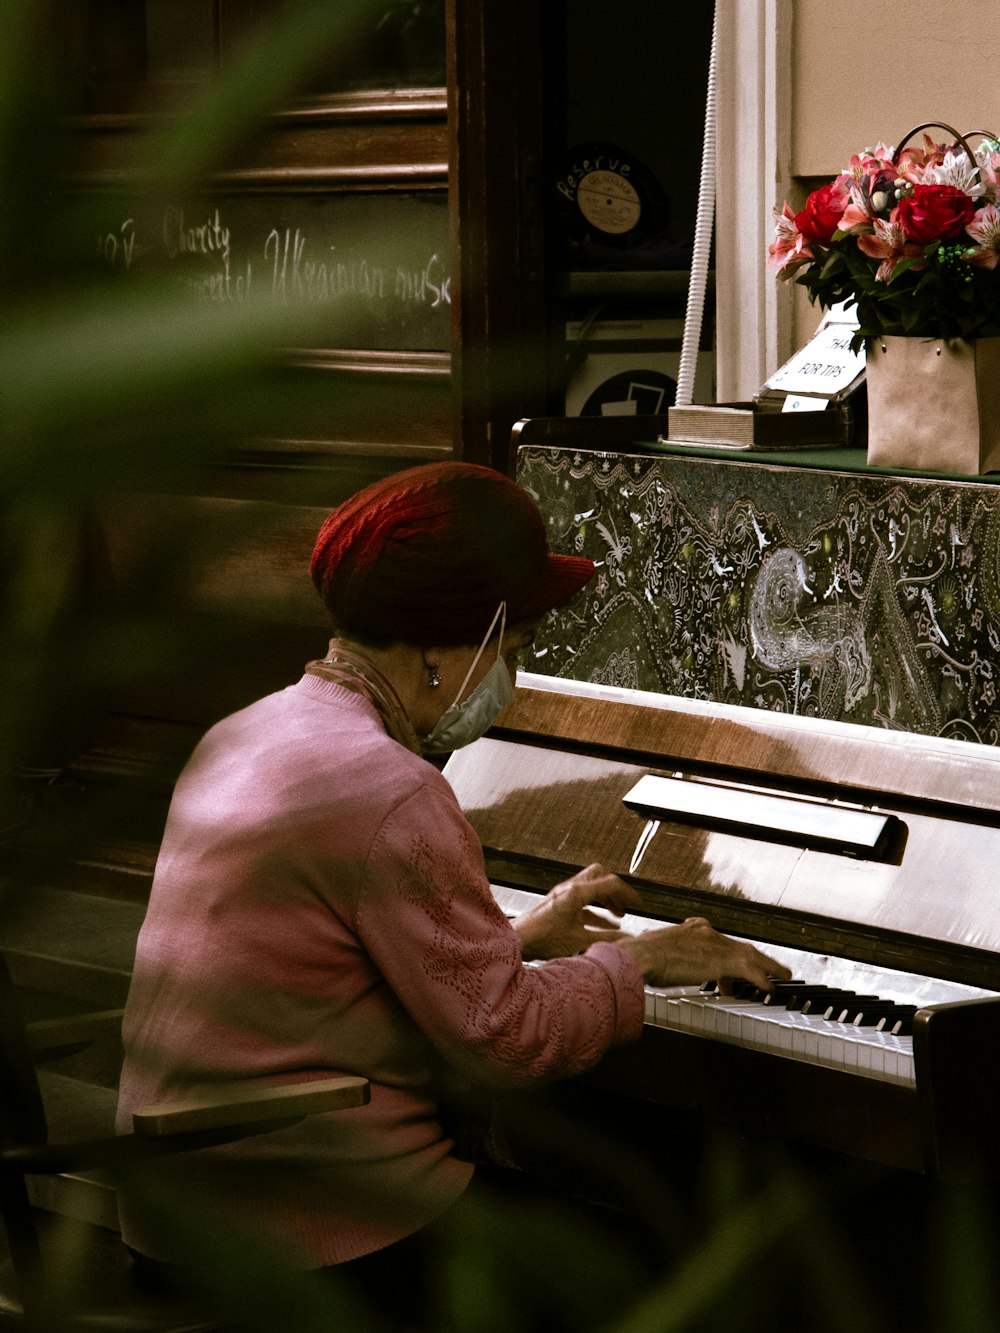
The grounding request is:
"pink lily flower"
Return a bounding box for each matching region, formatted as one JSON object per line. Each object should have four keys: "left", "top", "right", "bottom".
{"left": 974, "top": 146, "right": 1000, "bottom": 199}
{"left": 839, "top": 200, "right": 876, "bottom": 234}
{"left": 966, "top": 204, "right": 1000, "bottom": 269}
{"left": 767, "top": 202, "right": 813, "bottom": 275}
{"left": 856, "top": 216, "right": 923, "bottom": 282}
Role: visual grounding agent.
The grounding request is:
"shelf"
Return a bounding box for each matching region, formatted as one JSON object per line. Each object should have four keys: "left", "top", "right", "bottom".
{"left": 550, "top": 270, "right": 712, "bottom": 300}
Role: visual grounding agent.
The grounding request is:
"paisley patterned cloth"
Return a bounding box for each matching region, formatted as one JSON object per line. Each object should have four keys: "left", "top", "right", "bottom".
{"left": 518, "top": 446, "right": 1000, "bottom": 745}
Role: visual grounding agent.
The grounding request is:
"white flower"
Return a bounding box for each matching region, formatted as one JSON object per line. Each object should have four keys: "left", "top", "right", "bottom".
{"left": 926, "top": 148, "right": 986, "bottom": 199}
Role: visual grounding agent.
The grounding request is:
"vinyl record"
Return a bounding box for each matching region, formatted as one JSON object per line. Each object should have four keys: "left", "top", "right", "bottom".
{"left": 552, "top": 142, "right": 670, "bottom": 245}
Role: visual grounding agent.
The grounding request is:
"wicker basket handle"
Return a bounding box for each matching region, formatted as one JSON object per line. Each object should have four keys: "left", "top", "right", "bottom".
{"left": 893, "top": 121, "right": 997, "bottom": 182}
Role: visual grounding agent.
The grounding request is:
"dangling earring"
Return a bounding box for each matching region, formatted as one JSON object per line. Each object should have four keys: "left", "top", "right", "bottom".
{"left": 427, "top": 663, "right": 442, "bottom": 689}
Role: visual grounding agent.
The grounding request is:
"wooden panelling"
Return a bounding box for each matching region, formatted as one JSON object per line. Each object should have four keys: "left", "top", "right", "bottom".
{"left": 232, "top": 353, "right": 454, "bottom": 465}
{"left": 11, "top": 491, "right": 351, "bottom": 898}
{"left": 68, "top": 97, "right": 448, "bottom": 188}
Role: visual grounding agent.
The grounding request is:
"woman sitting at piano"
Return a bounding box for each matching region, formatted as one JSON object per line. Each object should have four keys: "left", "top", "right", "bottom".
{"left": 116, "top": 461, "right": 788, "bottom": 1317}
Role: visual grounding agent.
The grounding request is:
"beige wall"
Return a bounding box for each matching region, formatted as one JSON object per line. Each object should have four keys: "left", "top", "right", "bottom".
{"left": 791, "top": 0, "right": 1000, "bottom": 178}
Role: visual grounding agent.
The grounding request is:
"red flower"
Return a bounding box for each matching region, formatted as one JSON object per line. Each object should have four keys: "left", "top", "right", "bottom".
{"left": 895, "top": 184, "right": 976, "bottom": 245}
{"left": 794, "top": 180, "right": 848, "bottom": 244}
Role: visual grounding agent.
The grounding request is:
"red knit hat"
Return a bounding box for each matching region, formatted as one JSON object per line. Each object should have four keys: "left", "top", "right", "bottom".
{"left": 310, "top": 462, "right": 595, "bottom": 646}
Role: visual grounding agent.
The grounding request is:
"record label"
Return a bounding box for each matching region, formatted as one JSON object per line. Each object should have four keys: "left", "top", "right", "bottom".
{"left": 575, "top": 169, "right": 642, "bottom": 235}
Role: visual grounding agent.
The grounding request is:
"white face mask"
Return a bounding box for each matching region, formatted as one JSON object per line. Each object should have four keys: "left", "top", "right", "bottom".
{"left": 421, "top": 603, "right": 514, "bottom": 755}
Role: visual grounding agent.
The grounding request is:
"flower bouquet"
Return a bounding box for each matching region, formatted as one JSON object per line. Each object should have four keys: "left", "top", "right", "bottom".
{"left": 768, "top": 123, "right": 1000, "bottom": 474}
{"left": 769, "top": 123, "right": 1000, "bottom": 346}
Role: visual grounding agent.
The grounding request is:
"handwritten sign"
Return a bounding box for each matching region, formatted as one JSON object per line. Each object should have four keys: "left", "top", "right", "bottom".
{"left": 94, "top": 193, "right": 451, "bottom": 351}
{"left": 763, "top": 314, "right": 865, "bottom": 399}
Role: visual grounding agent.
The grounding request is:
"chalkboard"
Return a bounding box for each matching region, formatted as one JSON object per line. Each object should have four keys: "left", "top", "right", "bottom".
{"left": 94, "top": 191, "right": 451, "bottom": 351}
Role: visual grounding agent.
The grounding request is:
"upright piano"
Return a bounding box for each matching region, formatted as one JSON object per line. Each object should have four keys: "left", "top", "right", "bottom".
{"left": 444, "top": 673, "right": 1000, "bottom": 1180}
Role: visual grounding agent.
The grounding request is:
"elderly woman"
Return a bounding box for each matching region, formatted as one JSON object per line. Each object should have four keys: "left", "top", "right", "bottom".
{"left": 116, "top": 462, "right": 786, "bottom": 1312}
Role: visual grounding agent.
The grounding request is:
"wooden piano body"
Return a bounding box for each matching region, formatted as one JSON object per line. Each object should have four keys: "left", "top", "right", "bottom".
{"left": 445, "top": 673, "right": 1000, "bottom": 1180}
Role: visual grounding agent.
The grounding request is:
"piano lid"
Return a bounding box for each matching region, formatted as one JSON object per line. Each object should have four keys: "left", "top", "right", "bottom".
{"left": 444, "top": 674, "right": 1000, "bottom": 990}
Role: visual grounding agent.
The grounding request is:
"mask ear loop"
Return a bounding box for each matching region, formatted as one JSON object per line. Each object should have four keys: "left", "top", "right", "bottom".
{"left": 447, "top": 601, "right": 507, "bottom": 708}
{"left": 494, "top": 601, "right": 507, "bottom": 659}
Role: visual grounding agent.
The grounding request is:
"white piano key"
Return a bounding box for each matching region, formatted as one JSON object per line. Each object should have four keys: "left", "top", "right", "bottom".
{"left": 882, "top": 1038, "right": 909, "bottom": 1086}
{"left": 660, "top": 994, "right": 683, "bottom": 1027}
{"left": 854, "top": 1032, "right": 877, "bottom": 1076}
{"left": 790, "top": 1022, "right": 809, "bottom": 1060}
{"left": 675, "top": 997, "right": 700, "bottom": 1032}
{"left": 864, "top": 1037, "right": 885, "bottom": 1079}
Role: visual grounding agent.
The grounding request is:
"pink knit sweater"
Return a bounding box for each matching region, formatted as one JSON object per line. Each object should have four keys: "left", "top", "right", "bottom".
{"left": 116, "top": 674, "right": 645, "bottom": 1267}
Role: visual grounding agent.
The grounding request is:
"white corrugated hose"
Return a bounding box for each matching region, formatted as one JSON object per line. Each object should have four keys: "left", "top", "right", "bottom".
{"left": 674, "top": 0, "right": 719, "bottom": 408}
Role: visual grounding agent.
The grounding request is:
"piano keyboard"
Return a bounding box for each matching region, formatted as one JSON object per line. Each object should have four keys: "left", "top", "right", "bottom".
{"left": 491, "top": 881, "right": 999, "bottom": 1096}
{"left": 643, "top": 982, "right": 916, "bottom": 1087}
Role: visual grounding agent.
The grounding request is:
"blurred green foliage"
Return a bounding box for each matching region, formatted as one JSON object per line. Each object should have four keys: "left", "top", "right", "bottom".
{"left": 1, "top": 3, "right": 998, "bottom": 1330}
{"left": 0, "top": 0, "right": 389, "bottom": 783}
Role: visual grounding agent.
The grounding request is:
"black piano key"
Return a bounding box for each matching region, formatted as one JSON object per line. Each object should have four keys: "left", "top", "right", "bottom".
{"left": 763, "top": 982, "right": 815, "bottom": 1006}
{"left": 864, "top": 1002, "right": 922, "bottom": 1023}
{"left": 812, "top": 991, "right": 858, "bottom": 1016}
{"left": 796, "top": 989, "right": 852, "bottom": 1013}
{"left": 826, "top": 1002, "right": 880, "bottom": 1018}
{"left": 875, "top": 1006, "right": 918, "bottom": 1035}
{"left": 783, "top": 987, "right": 844, "bottom": 1011}
{"left": 832, "top": 997, "right": 885, "bottom": 1023}
{"left": 851, "top": 1003, "right": 905, "bottom": 1027}
{"left": 731, "top": 978, "right": 776, "bottom": 1000}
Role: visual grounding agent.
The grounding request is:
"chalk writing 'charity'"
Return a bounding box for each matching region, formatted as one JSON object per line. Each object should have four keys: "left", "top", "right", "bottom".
{"left": 164, "top": 206, "right": 231, "bottom": 269}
